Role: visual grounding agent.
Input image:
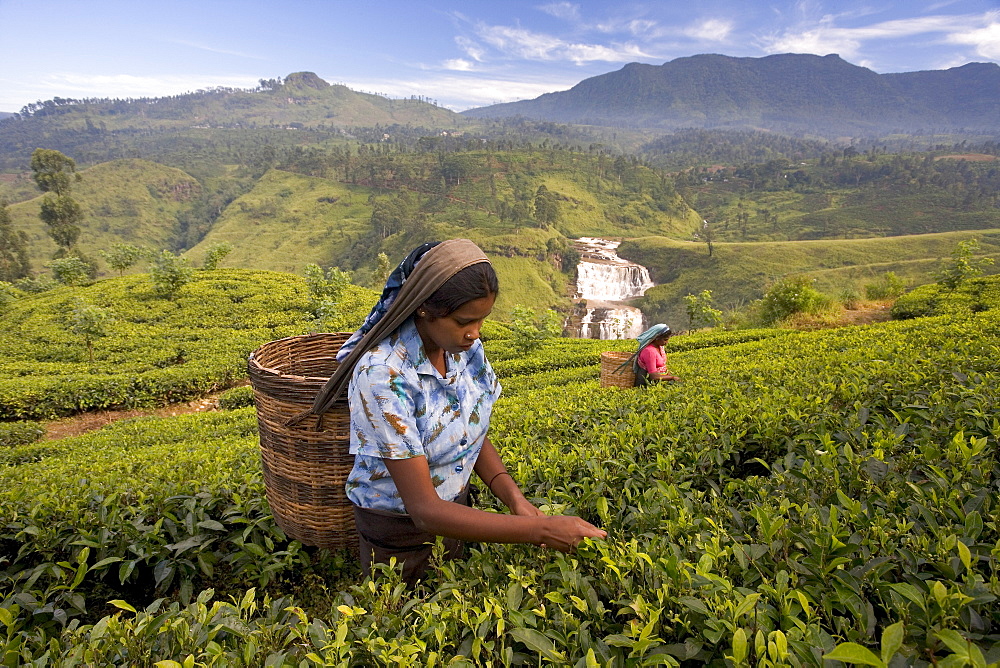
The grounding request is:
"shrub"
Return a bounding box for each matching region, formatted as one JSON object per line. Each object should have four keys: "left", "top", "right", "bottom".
{"left": 66, "top": 298, "right": 115, "bottom": 363}
{"left": 509, "top": 305, "right": 562, "bottom": 354}
{"left": 758, "top": 275, "right": 828, "bottom": 324}
{"left": 14, "top": 275, "right": 58, "bottom": 293}
{"left": 864, "top": 271, "right": 907, "bottom": 300}
{"left": 0, "top": 420, "right": 44, "bottom": 447}
{"left": 683, "top": 289, "right": 723, "bottom": 330}
{"left": 201, "top": 242, "right": 233, "bottom": 271}
{"left": 0, "top": 281, "right": 22, "bottom": 310}
{"left": 149, "top": 250, "right": 194, "bottom": 299}
{"left": 936, "top": 239, "right": 994, "bottom": 290}
{"left": 892, "top": 275, "right": 1000, "bottom": 319}
{"left": 99, "top": 243, "right": 148, "bottom": 276}
{"left": 218, "top": 385, "right": 255, "bottom": 410}
{"left": 45, "top": 256, "right": 94, "bottom": 286}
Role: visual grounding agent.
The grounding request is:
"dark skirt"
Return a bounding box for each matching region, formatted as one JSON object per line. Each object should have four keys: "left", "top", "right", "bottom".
{"left": 352, "top": 486, "right": 472, "bottom": 586}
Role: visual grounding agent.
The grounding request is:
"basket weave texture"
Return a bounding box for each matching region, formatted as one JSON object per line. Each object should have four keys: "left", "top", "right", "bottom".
{"left": 599, "top": 351, "right": 636, "bottom": 388}
{"left": 248, "top": 332, "right": 357, "bottom": 550}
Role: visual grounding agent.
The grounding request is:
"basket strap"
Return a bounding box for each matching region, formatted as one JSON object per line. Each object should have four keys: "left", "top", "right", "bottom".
{"left": 613, "top": 351, "right": 639, "bottom": 374}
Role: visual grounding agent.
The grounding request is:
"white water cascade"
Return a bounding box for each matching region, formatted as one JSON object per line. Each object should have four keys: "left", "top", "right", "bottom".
{"left": 568, "top": 238, "right": 654, "bottom": 340}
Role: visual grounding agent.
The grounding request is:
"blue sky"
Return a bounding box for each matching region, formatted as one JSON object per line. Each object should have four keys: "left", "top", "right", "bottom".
{"left": 1, "top": 0, "right": 998, "bottom": 113}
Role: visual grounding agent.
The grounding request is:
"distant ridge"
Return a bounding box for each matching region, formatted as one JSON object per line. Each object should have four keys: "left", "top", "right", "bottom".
{"left": 462, "top": 53, "right": 1000, "bottom": 137}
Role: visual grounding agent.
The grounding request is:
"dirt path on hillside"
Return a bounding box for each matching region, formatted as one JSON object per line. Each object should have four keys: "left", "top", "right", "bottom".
{"left": 41, "top": 382, "right": 250, "bottom": 441}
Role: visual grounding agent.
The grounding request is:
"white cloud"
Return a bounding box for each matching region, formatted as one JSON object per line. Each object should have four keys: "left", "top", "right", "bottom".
{"left": 338, "top": 73, "right": 574, "bottom": 110}
{"left": 625, "top": 19, "right": 659, "bottom": 36}
{"left": 169, "top": 40, "right": 267, "bottom": 60}
{"left": 946, "top": 16, "right": 1000, "bottom": 60}
{"left": 762, "top": 27, "right": 861, "bottom": 57}
{"left": 538, "top": 2, "right": 580, "bottom": 22}
{"left": 455, "top": 36, "right": 487, "bottom": 62}
{"left": 443, "top": 58, "right": 475, "bottom": 71}
{"left": 759, "top": 12, "right": 994, "bottom": 59}
{"left": 683, "top": 18, "right": 734, "bottom": 42}
{"left": 474, "top": 23, "right": 652, "bottom": 64}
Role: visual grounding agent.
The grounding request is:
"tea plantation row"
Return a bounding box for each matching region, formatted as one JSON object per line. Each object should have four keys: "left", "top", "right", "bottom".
{"left": 0, "top": 270, "right": 376, "bottom": 420}
{"left": 1, "top": 306, "right": 998, "bottom": 665}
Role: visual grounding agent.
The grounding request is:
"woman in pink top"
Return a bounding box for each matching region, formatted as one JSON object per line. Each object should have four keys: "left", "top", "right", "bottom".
{"left": 634, "top": 324, "right": 680, "bottom": 386}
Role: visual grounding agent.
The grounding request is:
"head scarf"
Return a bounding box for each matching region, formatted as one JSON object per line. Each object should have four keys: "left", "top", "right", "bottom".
{"left": 335, "top": 241, "right": 439, "bottom": 363}
{"left": 292, "top": 239, "right": 491, "bottom": 424}
{"left": 636, "top": 323, "right": 671, "bottom": 352}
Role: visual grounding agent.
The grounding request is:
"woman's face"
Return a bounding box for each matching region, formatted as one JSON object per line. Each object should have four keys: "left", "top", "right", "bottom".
{"left": 417, "top": 293, "right": 496, "bottom": 356}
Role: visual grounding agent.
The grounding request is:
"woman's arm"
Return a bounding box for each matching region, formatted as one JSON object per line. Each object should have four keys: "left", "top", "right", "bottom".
{"left": 383, "top": 455, "right": 606, "bottom": 552}
{"left": 473, "top": 437, "right": 542, "bottom": 517}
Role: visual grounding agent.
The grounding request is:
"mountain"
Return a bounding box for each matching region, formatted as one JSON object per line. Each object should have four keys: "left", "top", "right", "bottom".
{"left": 0, "top": 72, "right": 467, "bottom": 170}
{"left": 462, "top": 53, "right": 1000, "bottom": 137}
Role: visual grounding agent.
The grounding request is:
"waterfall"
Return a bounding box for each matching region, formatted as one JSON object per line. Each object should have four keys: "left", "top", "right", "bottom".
{"left": 567, "top": 238, "right": 654, "bottom": 340}
{"left": 577, "top": 263, "right": 654, "bottom": 301}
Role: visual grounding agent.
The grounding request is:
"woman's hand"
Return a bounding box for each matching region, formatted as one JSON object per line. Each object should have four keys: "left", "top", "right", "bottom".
{"left": 509, "top": 497, "right": 545, "bottom": 517}
{"left": 537, "top": 515, "right": 607, "bottom": 553}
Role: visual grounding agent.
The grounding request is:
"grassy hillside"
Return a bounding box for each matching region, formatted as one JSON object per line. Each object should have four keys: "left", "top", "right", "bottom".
{"left": 625, "top": 230, "right": 1000, "bottom": 326}
{"left": 184, "top": 148, "right": 702, "bottom": 315}
{"left": 188, "top": 169, "right": 375, "bottom": 273}
{"left": 9, "top": 159, "right": 202, "bottom": 269}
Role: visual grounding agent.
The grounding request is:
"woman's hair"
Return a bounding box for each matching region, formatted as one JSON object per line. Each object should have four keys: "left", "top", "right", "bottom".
{"left": 422, "top": 261, "right": 499, "bottom": 317}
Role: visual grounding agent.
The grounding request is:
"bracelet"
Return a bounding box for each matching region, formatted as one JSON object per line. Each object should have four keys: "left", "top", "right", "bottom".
{"left": 487, "top": 470, "right": 512, "bottom": 490}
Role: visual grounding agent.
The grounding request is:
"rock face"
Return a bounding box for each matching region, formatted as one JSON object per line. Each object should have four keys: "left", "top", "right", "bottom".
{"left": 567, "top": 238, "right": 653, "bottom": 340}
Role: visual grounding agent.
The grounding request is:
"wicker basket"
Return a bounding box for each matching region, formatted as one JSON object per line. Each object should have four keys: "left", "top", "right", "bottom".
{"left": 599, "top": 351, "right": 636, "bottom": 388}
{"left": 248, "top": 332, "right": 357, "bottom": 551}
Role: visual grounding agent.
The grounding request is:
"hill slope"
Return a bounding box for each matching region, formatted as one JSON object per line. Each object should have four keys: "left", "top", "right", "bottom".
{"left": 0, "top": 72, "right": 466, "bottom": 170}
{"left": 9, "top": 159, "right": 201, "bottom": 266}
{"left": 624, "top": 231, "right": 1000, "bottom": 326}
{"left": 463, "top": 53, "right": 1000, "bottom": 137}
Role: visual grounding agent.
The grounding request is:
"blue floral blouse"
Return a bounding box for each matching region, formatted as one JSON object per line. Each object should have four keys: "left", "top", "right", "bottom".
{"left": 345, "top": 318, "right": 501, "bottom": 514}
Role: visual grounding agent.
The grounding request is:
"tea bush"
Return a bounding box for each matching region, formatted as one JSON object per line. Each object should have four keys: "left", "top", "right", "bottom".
{"left": 0, "top": 269, "right": 376, "bottom": 419}
{"left": 218, "top": 385, "right": 255, "bottom": 410}
{"left": 0, "top": 420, "right": 43, "bottom": 447}
{"left": 1, "top": 306, "right": 998, "bottom": 664}
{"left": 892, "top": 274, "right": 1000, "bottom": 319}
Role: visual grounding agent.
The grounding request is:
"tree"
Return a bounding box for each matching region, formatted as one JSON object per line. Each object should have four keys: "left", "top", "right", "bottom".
{"left": 99, "top": 243, "right": 148, "bottom": 276}
{"left": 45, "top": 256, "right": 93, "bottom": 286}
{"left": 369, "top": 252, "right": 391, "bottom": 289}
{"left": 510, "top": 305, "right": 562, "bottom": 354}
{"left": 30, "top": 148, "right": 80, "bottom": 195}
{"left": 936, "top": 239, "right": 994, "bottom": 291}
{"left": 533, "top": 185, "right": 560, "bottom": 228}
{"left": 0, "top": 199, "right": 31, "bottom": 282}
{"left": 0, "top": 282, "right": 21, "bottom": 311}
{"left": 700, "top": 220, "right": 715, "bottom": 257}
{"left": 683, "top": 290, "right": 723, "bottom": 330}
{"left": 201, "top": 242, "right": 233, "bottom": 270}
{"left": 149, "top": 250, "right": 194, "bottom": 299}
{"left": 67, "top": 298, "right": 115, "bottom": 364}
{"left": 30, "top": 148, "right": 84, "bottom": 253}
{"left": 305, "top": 263, "right": 354, "bottom": 330}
